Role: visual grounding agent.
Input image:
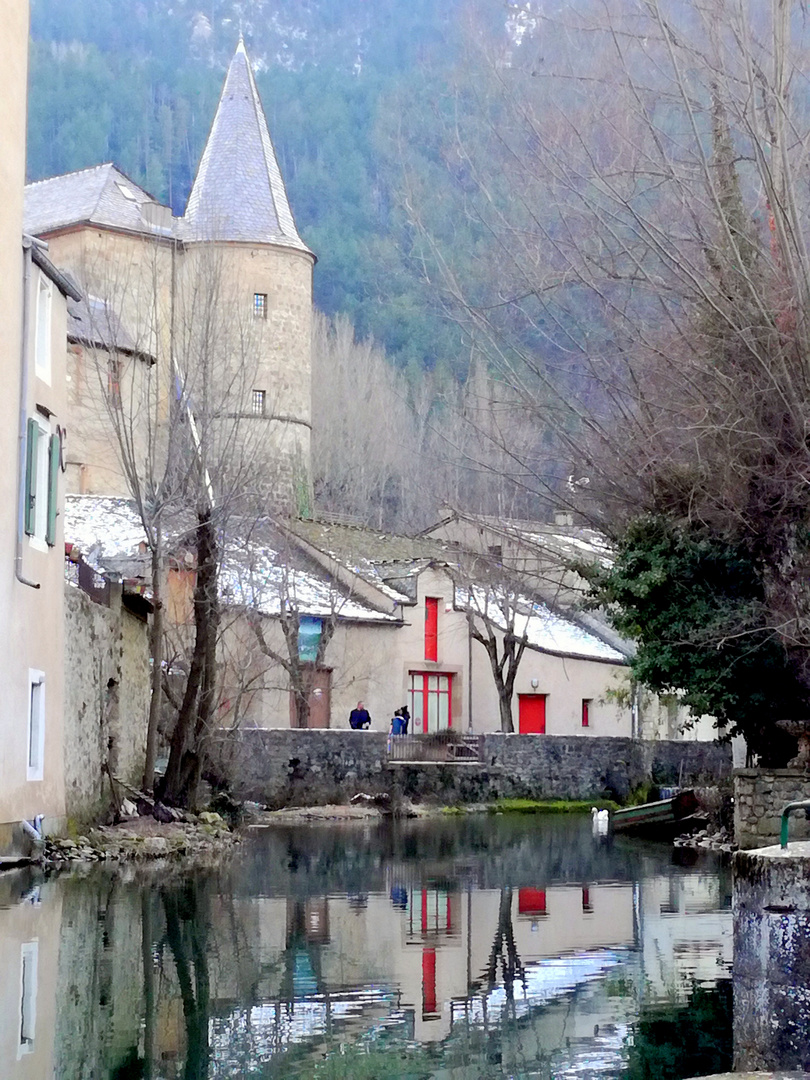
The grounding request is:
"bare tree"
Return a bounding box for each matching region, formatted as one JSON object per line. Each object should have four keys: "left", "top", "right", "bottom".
{"left": 398, "top": 0, "right": 810, "bottom": 742}
{"left": 72, "top": 238, "right": 286, "bottom": 805}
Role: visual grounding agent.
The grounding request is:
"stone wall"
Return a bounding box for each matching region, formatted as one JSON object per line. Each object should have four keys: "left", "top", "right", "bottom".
{"left": 212, "top": 729, "right": 733, "bottom": 809}
{"left": 64, "top": 585, "right": 151, "bottom": 821}
{"left": 734, "top": 768, "right": 810, "bottom": 849}
{"left": 733, "top": 842, "right": 810, "bottom": 1071}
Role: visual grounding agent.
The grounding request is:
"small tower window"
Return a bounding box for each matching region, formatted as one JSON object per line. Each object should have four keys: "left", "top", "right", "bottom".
{"left": 253, "top": 293, "right": 267, "bottom": 319}
{"left": 252, "top": 389, "right": 266, "bottom": 415}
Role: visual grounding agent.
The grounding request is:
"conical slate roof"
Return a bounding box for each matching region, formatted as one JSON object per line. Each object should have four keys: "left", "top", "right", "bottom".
{"left": 182, "top": 39, "right": 311, "bottom": 253}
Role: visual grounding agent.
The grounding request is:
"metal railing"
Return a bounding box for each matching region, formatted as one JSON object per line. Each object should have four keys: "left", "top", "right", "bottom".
{"left": 387, "top": 733, "right": 483, "bottom": 764}
{"left": 780, "top": 799, "right": 810, "bottom": 849}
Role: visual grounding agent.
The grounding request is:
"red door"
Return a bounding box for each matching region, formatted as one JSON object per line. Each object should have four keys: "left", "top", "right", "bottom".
{"left": 518, "top": 694, "right": 546, "bottom": 733}
{"left": 518, "top": 887, "right": 547, "bottom": 916}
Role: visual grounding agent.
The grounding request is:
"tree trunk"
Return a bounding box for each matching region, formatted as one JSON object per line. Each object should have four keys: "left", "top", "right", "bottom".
{"left": 143, "top": 531, "right": 164, "bottom": 792}
{"left": 160, "top": 510, "right": 218, "bottom": 807}
{"left": 499, "top": 693, "right": 514, "bottom": 733}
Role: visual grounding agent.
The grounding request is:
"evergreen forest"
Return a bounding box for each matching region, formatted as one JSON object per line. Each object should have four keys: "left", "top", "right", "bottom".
{"left": 27, "top": 0, "right": 498, "bottom": 379}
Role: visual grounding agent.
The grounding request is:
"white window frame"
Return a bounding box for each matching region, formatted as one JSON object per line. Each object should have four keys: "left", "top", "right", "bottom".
{"left": 35, "top": 272, "right": 52, "bottom": 384}
{"left": 18, "top": 941, "right": 38, "bottom": 1058}
{"left": 28, "top": 413, "right": 51, "bottom": 552}
{"left": 27, "top": 670, "right": 45, "bottom": 782}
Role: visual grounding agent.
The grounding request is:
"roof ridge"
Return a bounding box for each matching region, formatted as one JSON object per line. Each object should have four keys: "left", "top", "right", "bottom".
{"left": 26, "top": 161, "right": 113, "bottom": 189}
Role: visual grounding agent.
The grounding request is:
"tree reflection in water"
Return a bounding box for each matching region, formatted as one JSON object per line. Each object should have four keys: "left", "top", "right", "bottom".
{"left": 160, "top": 881, "right": 211, "bottom": 1080}
{"left": 31, "top": 816, "right": 734, "bottom": 1078}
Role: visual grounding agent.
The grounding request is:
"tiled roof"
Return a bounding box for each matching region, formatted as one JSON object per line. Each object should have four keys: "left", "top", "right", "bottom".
{"left": 287, "top": 519, "right": 458, "bottom": 602}
{"left": 24, "top": 164, "right": 172, "bottom": 238}
{"left": 182, "top": 39, "right": 311, "bottom": 253}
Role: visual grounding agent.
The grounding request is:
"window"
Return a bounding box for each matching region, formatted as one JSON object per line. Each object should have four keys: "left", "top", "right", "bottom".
{"left": 409, "top": 672, "right": 452, "bottom": 733}
{"left": 582, "top": 698, "right": 591, "bottom": 728}
{"left": 24, "top": 416, "right": 60, "bottom": 547}
{"left": 27, "top": 670, "right": 45, "bottom": 781}
{"left": 18, "top": 942, "right": 38, "bottom": 1058}
{"left": 424, "top": 597, "right": 439, "bottom": 661}
{"left": 35, "top": 273, "right": 52, "bottom": 383}
{"left": 252, "top": 389, "right": 266, "bottom": 415}
{"left": 115, "top": 181, "right": 139, "bottom": 201}
{"left": 253, "top": 292, "right": 267, "bottom": 319}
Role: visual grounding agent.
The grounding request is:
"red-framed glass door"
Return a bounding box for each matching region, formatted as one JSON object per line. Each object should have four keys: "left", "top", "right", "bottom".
{"left": 409, "top": 672, "right": 452, "bottom": 732}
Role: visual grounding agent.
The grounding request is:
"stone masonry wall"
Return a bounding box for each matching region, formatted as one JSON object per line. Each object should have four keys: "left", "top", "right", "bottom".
{"left": 734, "top": 768, "right": 810, "bottom": 849}
{"left": 733, "top": 842, "right": 810, "bottom": 1071}
{"left": 211, "top": 729, "right": 732, "bottom": 809}
{"left": 64, "top": 586, "right": 151, "bottom": 821}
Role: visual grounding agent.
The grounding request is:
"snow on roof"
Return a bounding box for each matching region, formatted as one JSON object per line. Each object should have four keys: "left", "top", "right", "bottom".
{"left": 461, "top": 586, "right": 626, "bottom": 663}
{"left": 220, "top": 547, "right": 400, "bottom": 622}
{"left": 65, "top": 498, "right": 399, "bottom": 622}
{"left": 65, "top": 495, "right": 148, "bottom": 562}
{"left": 522, "top": 529, "right": 614, "bottom": 569}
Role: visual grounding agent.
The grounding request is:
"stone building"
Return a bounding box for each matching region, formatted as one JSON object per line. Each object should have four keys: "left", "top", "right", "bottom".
{"left": 24, "top": 38, "right": 315, "bottom": 513}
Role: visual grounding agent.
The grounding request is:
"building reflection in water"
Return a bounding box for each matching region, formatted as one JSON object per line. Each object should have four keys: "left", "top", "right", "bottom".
{"left": 0, "top": 819, "right": 735, "bottom": 1078}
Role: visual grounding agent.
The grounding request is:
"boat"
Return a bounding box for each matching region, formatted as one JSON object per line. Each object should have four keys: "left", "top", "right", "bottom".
{"left": 611, "top": 789, "right": 706, "bottom": 838}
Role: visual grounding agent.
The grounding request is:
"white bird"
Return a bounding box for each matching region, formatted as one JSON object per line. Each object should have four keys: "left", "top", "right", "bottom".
{"left": 591, "top": 807, "right": 609, "bottom": 836}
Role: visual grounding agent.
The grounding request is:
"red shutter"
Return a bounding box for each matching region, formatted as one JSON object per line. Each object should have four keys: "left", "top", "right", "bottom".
{"left": 424, "top": 598, "right": 438, "bottom": 661}
{"left": 582, "top": 699, "right": 590, "bottom": 727}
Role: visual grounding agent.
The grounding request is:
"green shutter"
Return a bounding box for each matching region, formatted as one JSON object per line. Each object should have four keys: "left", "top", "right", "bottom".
{"left": 46, "top": 432, "right": 60, "bottom": 546}
{"left": 24, "top": 417, "right": 39, "bottom": 536}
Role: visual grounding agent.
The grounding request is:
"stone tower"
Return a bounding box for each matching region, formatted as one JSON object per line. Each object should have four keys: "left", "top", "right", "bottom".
{"left": 179, "top": 38, "right": 316, "bottom": 513}
{"left": 23, "top": 38, "right": 315, "bottom": 513}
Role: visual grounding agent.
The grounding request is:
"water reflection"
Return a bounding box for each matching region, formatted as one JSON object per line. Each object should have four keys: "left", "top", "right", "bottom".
{"left": 0, "top": 816, "right": 733, "bottom": 1079}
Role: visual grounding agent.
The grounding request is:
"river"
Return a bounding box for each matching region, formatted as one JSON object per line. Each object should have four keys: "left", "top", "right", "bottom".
{"left": 0, "top": 814, "right": 733, "bottom": 1079}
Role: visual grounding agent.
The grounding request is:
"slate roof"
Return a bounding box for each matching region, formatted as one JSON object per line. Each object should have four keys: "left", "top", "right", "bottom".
{"left": 24, "top": 163, "right": 171, "bottom": 239}
{"left": 67, "top": 295, "right": 154, "bottom": 362}
{"left": 182, "top": 39, "right": 311, "bottom": 253}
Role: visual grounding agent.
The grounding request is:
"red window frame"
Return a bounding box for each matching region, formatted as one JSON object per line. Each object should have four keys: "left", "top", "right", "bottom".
{"left": 581, "top": 698, "right": 591, "bottom": 728}
{"left": 424, "top": 597, "right": 439, "bottom": 661}
{"left": 409, "top": 672, "right": 452, "bottom": 732}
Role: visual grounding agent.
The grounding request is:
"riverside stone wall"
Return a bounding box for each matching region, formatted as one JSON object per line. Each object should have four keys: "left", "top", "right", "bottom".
{"left": 211, "top": 729, "right": 732, "bottom": 809}
{"left": 733, "top": 842, "right": 810, "bottom": 1072}
{"left": 734, "top": 768, "right": 810, "bottom": 849}
{"left": 64, "top": 586, "right": 151, "bottom": 821}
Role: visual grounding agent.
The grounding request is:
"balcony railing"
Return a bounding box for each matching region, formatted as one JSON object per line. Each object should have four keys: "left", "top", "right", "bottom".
{"left": 387, "top": 733, "right": 483, "bottom": 764}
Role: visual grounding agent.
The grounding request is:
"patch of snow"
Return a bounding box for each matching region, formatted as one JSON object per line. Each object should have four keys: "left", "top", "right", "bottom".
{"left": 64, "top": 495, "right": 148, "bottom": 561}
{"left": 221, "top": 548, "right": 399, "bottom": 623}
{"left": 460, "top": 586, "right": 625, "bottom": 662}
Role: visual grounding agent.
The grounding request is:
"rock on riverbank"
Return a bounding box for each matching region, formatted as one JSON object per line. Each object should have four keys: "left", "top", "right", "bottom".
{"left": 41, "top": 812, "right": 238, "bottom": 865}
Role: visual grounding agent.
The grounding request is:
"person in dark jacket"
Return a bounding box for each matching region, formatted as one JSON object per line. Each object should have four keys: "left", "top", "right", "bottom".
{"left": 399, "top": 705, "right": 410, "bottom": 734}
{"left": 349, "top": 701, "right": 371, "bottom": 729}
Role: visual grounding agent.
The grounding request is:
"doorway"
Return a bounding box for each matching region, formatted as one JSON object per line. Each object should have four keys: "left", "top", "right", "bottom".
{"left": 291, "top": 667, "right": 332, "bottom": 728}
{"left": 518, "top": 693, "right": 546, "bottom": 733}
